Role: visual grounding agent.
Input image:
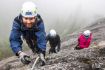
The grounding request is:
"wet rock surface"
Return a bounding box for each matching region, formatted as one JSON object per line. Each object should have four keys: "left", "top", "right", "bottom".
{"left": 0, "top": 18, "right": 105, "bottom": 70}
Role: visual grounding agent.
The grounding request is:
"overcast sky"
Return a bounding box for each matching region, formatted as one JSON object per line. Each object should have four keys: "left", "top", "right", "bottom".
{"left": 0, "top": 0, "right": 105, "bottom": 41}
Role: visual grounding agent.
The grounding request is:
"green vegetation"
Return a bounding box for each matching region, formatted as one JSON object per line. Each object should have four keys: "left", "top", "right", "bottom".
{"left": 0, "top": 40, "right": 13, "bottom": 60}
{"left": 0, "top": 39, "right": 29, "bottom": 60}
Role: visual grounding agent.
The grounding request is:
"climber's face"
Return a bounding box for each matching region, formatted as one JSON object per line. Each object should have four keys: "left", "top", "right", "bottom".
{"left": 22, "top": 17, "right": 36, "bottom": 28}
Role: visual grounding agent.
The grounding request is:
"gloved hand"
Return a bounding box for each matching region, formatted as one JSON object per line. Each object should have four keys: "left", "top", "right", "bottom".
{"left": 39, "top": 51, "right": 46, "bottom": 66}
{"left": 18, "top": 51, "right": 31, "bottom": 64}
{"left": 57, "top": 46, "right": 60, "bottom": 52}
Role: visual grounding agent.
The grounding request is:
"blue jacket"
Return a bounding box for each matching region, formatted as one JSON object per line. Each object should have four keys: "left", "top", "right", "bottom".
{"left": 9, "top": 14, "right": 46, "bottom": 55}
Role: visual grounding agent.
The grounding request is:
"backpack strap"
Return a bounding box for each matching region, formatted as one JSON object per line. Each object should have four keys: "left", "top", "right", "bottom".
{"left": 14, "top": 14, "right": 23, "bottom": 26}
{"left": 36, "top": 14, "right": 43, "bottom": 26}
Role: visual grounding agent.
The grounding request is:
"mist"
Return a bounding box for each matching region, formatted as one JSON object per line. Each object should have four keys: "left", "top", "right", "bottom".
{"left": 0, "top": 0, "right": 105, "bottom": 58}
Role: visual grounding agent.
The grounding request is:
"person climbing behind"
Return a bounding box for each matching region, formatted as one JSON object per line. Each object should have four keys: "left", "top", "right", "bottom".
{"left": 75, "top": 30, "right": 92, "bottom": 50}
{"left": 46, "top": 29, "right": 61, "bottom": 54}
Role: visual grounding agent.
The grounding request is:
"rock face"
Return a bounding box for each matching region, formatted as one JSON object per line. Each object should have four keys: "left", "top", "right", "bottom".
{"left": 0, "top": 18, "right": 105, "bottom": 70}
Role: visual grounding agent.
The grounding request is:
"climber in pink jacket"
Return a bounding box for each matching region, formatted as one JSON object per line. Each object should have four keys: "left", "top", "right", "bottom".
{"left": 75, "top": 30, "right": 92, "bottom": 50}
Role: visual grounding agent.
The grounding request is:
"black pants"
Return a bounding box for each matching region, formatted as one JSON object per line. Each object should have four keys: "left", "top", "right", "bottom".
{"left": 49, "top": 46, "right": 56, "bottom": 54}
{"left": 25, "top": 38, "right": 45, "bottom": 56}
{"left": 24, "top": 37, "right": 38, "bottom": 53}
{"left": 49, "top": 44, "right": 60, "bottom": 54}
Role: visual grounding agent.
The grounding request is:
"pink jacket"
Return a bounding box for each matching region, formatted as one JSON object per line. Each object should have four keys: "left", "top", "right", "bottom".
{"left": 78, "top": 33, "right": 92, "bottom": 49}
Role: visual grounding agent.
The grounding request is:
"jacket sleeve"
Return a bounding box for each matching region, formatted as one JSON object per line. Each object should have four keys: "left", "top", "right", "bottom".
{"left": 85, "top": 33, "right": 92, "bottom": 48}
{"left": 46, "top": 34, "right": 50, "bottom": 42}
{"left": 57, "top": 35, "right": 61, "bottom": 51}
{"left": 78, "top": 35, "right": 85, "bottom": 49}
{"left": 9, "top": 21, "right": 22, "bottom": 55}
{"left": 57, "top": 35, "right": 61, "bottom": 47}
{"left": 35, "top": 22, "right": 46, "bottom": 52}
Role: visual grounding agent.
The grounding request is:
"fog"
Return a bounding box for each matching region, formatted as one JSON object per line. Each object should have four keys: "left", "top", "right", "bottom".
{"left": 0, "top": 0, "right": 105, "bottom": 45}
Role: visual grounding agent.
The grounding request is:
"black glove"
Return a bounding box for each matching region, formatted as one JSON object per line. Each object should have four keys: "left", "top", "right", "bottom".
{"left": 21, "top": 55, "right": 31, "bottom": 64}
{"left": 19, "top": 51, "right": 31, "bottom": 64}
{"left": 57, "top": 46, "right": 60, "bottom": 52}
